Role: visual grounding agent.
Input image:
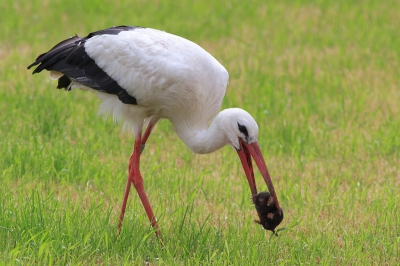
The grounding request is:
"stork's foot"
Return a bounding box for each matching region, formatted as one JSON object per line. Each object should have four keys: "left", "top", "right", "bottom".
{"left": 252, "top": 191, "right": 284, "bottom": 233}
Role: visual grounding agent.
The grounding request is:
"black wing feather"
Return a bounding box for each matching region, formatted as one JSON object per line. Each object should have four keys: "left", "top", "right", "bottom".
{"left": 28, "top": 25, "right": 141, "bottom": 105}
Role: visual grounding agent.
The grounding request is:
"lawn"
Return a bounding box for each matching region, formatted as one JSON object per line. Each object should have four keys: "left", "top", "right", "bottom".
{"left": 0, "top": 0, "right": 399, "bottom": 265}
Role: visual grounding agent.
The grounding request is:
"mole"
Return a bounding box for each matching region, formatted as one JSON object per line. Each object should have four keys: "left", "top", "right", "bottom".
{"left": 252, "top": 191, "right": 284, "bottom": 234}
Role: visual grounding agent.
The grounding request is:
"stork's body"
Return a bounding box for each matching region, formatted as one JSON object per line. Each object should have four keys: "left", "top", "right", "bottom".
{"left": 28, "top": 26, "right": 282, "bottom": 236}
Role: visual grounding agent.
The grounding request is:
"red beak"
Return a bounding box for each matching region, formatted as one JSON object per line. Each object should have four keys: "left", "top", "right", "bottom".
{"left": 237, "top": 139, "right": 281, "bottom": 215}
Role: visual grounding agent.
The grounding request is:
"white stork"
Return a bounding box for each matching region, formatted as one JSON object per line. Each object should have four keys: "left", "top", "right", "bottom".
{"left": 28, "top": 26, "right": 282, "bottom": 236}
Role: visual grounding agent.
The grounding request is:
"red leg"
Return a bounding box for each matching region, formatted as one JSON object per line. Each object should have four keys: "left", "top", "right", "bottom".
{"left": 140, "top": 119, "right": 157, "bottom": 154}
{"left": 117, "top": 145, "right": 137, "bottom": 232}
{"left": 118, "top": 132, "right": 161, "bottom": 237}
{"left": 118, "top": 178, "right": 132, "bottom": 231}
{"left": 118, "top": 125, "right": 149, "bottom": 229}
{"left": 141, "top": 121, "right": 155, "bottom": 146}
{"left": 130, "top": 134, "right": 161, "bottom": 236}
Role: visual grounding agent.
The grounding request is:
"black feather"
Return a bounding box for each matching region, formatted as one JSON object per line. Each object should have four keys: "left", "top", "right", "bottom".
{"left": 237, "top": 123, "right": 249, "bottom": 137}
{"left": 28, "top": 26, "right": 142, "bottom": 105}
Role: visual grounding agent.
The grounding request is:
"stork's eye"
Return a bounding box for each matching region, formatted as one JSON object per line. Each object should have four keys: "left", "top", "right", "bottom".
{"left": 237, "top": 123, "right": 249, "bottom": 137}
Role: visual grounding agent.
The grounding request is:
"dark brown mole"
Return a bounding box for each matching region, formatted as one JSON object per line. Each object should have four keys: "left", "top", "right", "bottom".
{"left": 252, "top": 191, "right": 284, "bottom": 233}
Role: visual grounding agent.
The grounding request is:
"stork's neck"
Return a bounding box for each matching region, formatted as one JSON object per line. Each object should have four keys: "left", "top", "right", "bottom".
{"left": 173, "top": 111, "right": 231, "bottom": 154}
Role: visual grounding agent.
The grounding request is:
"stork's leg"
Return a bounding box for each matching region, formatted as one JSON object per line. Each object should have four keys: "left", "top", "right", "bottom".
{"left": 130, "top": 134, "right": 161, "bottom": 235}
{"left": 118, "top": 187, "right": 130, "bottom": 232}
{"left": 118, "top": 133, "right": 161, "bottom": 236}
{"left": 140, "top": 120, "right": 156, "bottom": 154}
{"left": 118, "top": 122, "right": 155, "bottom": 231}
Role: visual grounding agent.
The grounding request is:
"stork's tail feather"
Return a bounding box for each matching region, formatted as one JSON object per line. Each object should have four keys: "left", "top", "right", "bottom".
{"left": 27, "top": 26, "right": 138, "bottom": 105}
{"left": 27, "top": 35, "right": 81, "bottom": 72}
{"left": 27, "top": 35, "right": 82, "bottom": 90}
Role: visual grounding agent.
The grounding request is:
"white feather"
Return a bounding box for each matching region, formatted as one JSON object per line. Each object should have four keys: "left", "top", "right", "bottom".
{"left": 49, "top": 71, "right": 63, "bottom": 80}
{"left": 84, "top": 28, "right": 228, "bottom": 128}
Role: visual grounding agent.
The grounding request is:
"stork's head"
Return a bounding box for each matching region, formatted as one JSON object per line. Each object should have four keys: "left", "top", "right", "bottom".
{"left": 219, "top": 108, "right": 282, "bottom": 218}
{"left": 219, "top": 108, "right": 259, "bottom": 149}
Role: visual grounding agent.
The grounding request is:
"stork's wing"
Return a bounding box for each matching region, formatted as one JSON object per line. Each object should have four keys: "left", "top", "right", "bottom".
{"left": 27, "top": 26, "right": 140, "bottom": 105}
{"left": 28, "top": 25, "right": 229, "bottom": 113}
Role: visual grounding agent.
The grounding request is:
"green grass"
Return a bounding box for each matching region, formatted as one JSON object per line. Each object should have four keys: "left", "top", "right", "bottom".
{"left": 1, "top": 0, "right": 399, "bottom": 264}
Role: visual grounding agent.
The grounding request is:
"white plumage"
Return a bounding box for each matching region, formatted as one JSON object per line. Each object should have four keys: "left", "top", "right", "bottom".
{"left": 28, "top": 26, "right": 282, "bottom": 236}
{"left": 87, "top": 28, "right": 229, "bottom": 152}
